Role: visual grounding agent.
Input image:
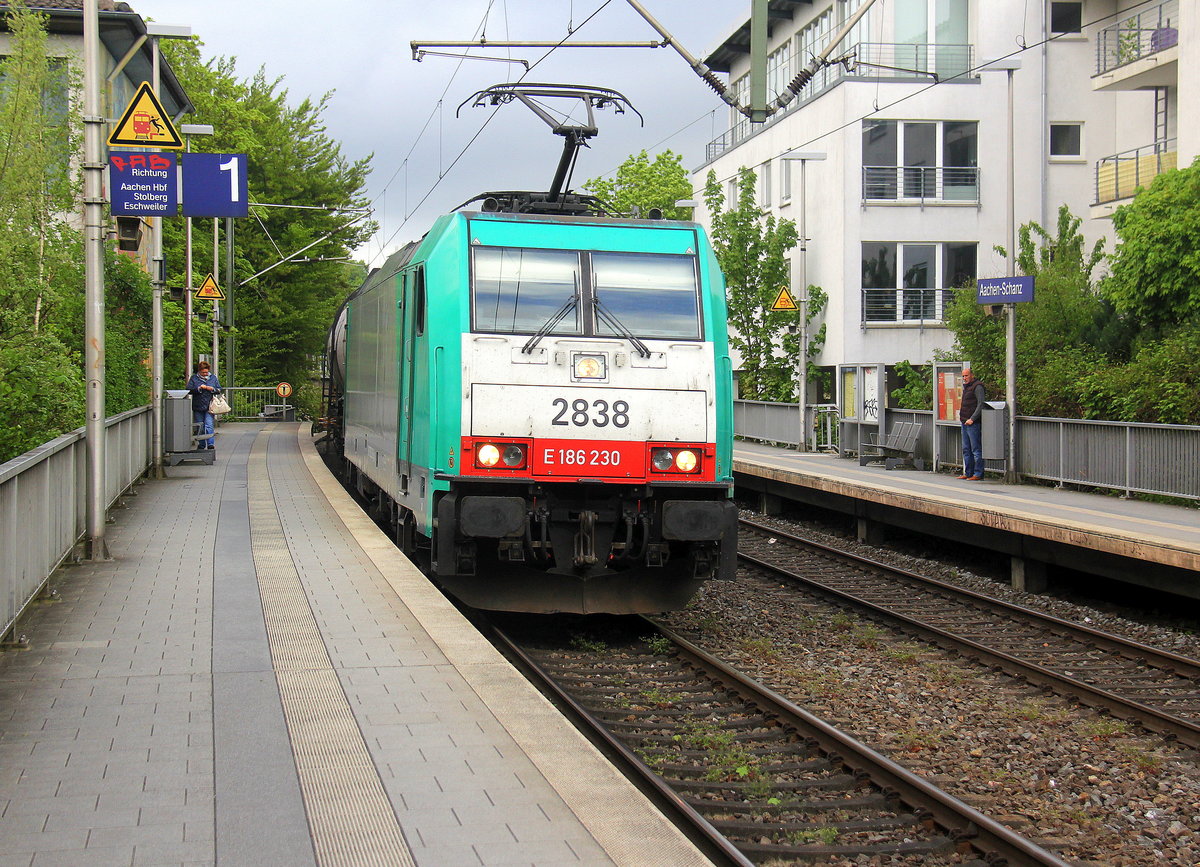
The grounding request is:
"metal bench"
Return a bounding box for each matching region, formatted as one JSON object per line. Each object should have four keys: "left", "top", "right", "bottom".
{"left": 859, "top": 421, "right": 925, "bottom": 471}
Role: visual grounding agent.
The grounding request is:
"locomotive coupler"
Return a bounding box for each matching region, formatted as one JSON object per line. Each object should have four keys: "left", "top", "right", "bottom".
{"left": 573, "top": 510, "right": 598, "bottom": 570}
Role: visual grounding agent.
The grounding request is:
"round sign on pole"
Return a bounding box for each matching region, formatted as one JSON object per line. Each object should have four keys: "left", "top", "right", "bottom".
{"left": 276, "top": 382, "right": 293, "bottom": 398}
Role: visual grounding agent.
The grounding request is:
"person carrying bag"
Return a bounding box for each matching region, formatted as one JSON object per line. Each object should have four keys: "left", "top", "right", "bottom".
{"left": 186, "top": 361, "right": 223, "bottom": 450}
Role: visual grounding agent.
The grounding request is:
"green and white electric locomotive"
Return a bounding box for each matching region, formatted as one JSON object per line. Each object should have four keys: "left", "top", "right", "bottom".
{"left": 324, "top": 85, "right": 736, "bottom": 614}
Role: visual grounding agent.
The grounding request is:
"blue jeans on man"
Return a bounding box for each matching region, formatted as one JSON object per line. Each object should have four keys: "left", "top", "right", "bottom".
{"left": 961, "top": 422, "right": 983, "bottom": 478}
{"left": 193, "top": 410, "right": 214, "bottom": 449}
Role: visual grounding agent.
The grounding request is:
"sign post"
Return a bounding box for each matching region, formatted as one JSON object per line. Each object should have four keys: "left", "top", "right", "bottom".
{"left": 977, "top": 276, "right": 1035, "bottom": 482}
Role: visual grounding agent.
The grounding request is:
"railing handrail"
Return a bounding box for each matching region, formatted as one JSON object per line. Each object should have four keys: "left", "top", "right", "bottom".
{"left": 1097, "top": 137, "right": 1177, "bottom": 165}
{"left": 1095, "top": 0, "right": 1179, "bottom": 75}
{"left": 706, "top": 41, "right": 975, "bottom": 162}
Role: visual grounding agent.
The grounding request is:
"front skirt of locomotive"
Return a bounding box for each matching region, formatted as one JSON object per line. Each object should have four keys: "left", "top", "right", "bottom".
{"left": 433, "top": 479, "right": 737, "bottom": 614}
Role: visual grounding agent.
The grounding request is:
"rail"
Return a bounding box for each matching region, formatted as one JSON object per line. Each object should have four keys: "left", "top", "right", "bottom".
{"left": 1094, "top": 138, "right": 1177, "bottom": 205}
{"left": 734, "top": 401, "right": 1199, "bottom": 501}
{"left": 221, "top": 386, "right": 295, "bottom": 422}
{"left": 862, "top": 165, "right": 980, "bottom": 204}
{"left": 0, "top": 407, "right": 152, "bottom": 641}
{"left": 706, "top": 42, "right": 975, "bottom": 161}
{"left": 1095, "top": 0, "right": 1179, "bottom": 76}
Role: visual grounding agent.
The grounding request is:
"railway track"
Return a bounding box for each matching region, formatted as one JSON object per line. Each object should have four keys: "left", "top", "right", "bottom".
{"left": 492, "top": 618, "right": 1070, "bottom": 866}
{"left": 738, "top": 516, "right": 1200, "bottom": 749}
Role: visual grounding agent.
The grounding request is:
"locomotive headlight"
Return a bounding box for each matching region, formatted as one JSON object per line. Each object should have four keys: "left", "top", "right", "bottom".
{"left": 501, "top": 444, "right": 526, "bottom": 467}
{"left": 572, "top": 352, "right": 607, "bottom": 381}
{"left": 477, "top": 444, "right": 501, "bottom": 467}
{"left": 652, "top": 449, "right": 675, "bottom": 471}
{"left": 674, "top": 449, "right": 699, "bottom": 472}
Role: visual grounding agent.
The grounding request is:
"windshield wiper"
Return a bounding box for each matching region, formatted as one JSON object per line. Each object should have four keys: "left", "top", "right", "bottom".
{"left": 522, "top": 294, "right": 577, "bottom": 354}
{"left": 593, "top": 294, "right": 651, "bottom": 358}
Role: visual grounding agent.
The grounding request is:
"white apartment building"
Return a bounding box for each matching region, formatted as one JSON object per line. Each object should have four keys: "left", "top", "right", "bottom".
{"left": 694, "top": 0, "right": 1197, "bottom": 399}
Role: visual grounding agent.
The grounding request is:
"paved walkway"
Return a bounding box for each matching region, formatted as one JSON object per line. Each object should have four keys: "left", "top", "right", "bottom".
{"left": 0, "top": 424, "right": 709, "bottom": 867}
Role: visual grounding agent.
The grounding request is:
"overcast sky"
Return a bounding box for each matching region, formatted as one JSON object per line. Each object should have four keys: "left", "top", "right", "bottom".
{"left": 132, "top": 0, "right": 747, "bottom": 266}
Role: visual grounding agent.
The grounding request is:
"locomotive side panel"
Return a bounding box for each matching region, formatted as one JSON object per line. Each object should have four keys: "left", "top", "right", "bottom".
{"left": 343, "top": 268, "right": 401, "bottom": 501}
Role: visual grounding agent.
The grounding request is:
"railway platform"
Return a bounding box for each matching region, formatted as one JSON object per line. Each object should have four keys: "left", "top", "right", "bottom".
{"left": 734, "top": 440, "right": 1200, "bottom": 598}
{"left": 0, "top": 423, "right": 711, "bottom": 867}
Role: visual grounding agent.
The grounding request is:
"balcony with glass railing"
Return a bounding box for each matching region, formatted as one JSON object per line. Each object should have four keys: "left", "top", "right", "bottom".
{"left": 1094, "top": 0, "right": 1179, "bottom": 83}
{"left": 862, "top": 165, "right": 980, "bottom": 205}
{"left": 1094, "top": 138, "right": 1177, "bottom": 206}
{"left": 706, "top": 43, "right": 975, "bottom": 162}
{"left": 861, "top": 289, "right": 955, "bottom": 324}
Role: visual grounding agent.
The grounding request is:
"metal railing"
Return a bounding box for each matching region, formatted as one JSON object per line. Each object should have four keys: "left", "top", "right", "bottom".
{"left": 1095, "top": 0, "right": 1179, "bottom": 75}
{"left": 221, "top": 386, "right": 294, "bottom": 421}
{"left": 862, "top": 165, "right": 980, "bottom": 204}
{"left": 1, "top": 407, "right": 152, "bottom": 641}
{"left": 734, "top": 401, "right": 1199, "bottom": 501}
{"left": 1094, "top": 139, "right": 1177, "bottom": 205}
{"left": 862, "top": 289, "right": 955, "bottom": 324}
{"left": 734, "top": 400, "right": 839, "bottom": 450}
{"left": 707, "top": 43, "right": 975, "bottom": 161}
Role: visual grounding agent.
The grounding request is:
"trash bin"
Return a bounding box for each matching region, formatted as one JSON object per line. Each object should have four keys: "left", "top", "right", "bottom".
{"left": 162, "top": 390, "right": 193, "bottom": 452}
{"left": 981, "top": 400, "right": 1007, "bottom": 461}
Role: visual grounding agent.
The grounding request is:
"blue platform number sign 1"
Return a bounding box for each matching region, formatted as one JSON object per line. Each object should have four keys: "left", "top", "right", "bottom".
{"left": 181, "top": 153, "right": 249, "bottom": 218}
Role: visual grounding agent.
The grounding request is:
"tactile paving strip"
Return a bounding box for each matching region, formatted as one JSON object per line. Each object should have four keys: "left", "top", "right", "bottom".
{"left": 248, "top": 429, "right": 416, "bottom": 867}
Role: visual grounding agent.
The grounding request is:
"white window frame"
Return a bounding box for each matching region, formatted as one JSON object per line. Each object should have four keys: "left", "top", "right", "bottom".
{"left": 759, "top": 160, "right": 773, "bottom": 208}
{"left": 1048, "top": 122, "right": 1084, "bottom": 161}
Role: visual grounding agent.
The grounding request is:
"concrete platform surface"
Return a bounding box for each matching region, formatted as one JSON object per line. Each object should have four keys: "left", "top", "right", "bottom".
{"left": 0, "top": 423, "right": 711, "bottom": 867}
{"left": 735, "top": 441, "right": 1200, "bottom": 574}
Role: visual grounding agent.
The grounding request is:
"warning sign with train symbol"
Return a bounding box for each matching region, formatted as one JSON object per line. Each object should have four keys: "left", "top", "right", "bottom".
{"left": 770, "top": 287, "right": 798, "bottom": 311}
{"left": 194, "top": 273, "right": 225, "bottom": 301}
{"left": 108, "top": 82, "right": 183, "bottom": 149}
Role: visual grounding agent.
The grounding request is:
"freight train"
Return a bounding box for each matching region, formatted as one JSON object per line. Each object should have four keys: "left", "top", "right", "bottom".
{"left": 322, "top": 85, "right": 736, "bottom": 613}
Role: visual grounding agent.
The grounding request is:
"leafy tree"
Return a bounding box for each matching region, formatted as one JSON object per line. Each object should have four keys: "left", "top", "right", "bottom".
{"left": 583, "top": 149, "right": 693, "bottom": 219}
{"left": 703, "top": 168, "right": 800, "bottom": 401}
{"left": 889, "top": 360, "right": 931, "bottom": 410}
{"left": 0, "top": 1, "right": 86, "bottom": 461}
{"left": 159, "top": 40, "right": 375, "bottom": 392}
{"left": 944, "top": 205, "right": 1114, "bottom": 411}
{"left": 1106, "top": 158, "right": 1200, "bottom": 336}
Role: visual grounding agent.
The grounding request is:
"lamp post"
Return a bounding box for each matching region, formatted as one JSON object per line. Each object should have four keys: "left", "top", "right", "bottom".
{"left": 982, "top": 58, "right": 1021, "bottom": 482}
{"left": 180, "top": 123, "right": 213, "bottom": 380}
{"left": 780, "top": 150, "right": 826, "bottom": 451}
{"left": 146, "top": 23, "right": 191, "bottom": 479}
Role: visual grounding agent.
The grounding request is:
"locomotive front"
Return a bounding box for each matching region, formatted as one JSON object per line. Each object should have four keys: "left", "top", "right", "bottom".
{"left": 436, "top": 211, "right": 736, "bottom": 614}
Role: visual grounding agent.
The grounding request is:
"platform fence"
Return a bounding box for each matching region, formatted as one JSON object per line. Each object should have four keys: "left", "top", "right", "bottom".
{"left": 0, "top": 407, "right": 152, "bottom": 642}
{"left": 735, "top": 400, "right": 1200, "bottom": 502}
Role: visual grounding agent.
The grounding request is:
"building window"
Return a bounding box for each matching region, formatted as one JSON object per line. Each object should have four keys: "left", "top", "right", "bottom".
{"left": 1049, "top": 123, "right": 1082, "bottom": 158}
{"left": 780, "top": 157, "right": 792, "bottom": 203}
{"left": 862, "top": 119, "right": 978, "bottom": 202}
{"left": 861, "top": 241, "right": 976, "bottom": 323}
{"left": 767, "top": 43, "right": 792, "bottom": 100}
{"left": 1050, "top": 1, "right": 1082, "bottom": 34}
{"left": 759, "top": 160, "right": 772, "bottom": 207}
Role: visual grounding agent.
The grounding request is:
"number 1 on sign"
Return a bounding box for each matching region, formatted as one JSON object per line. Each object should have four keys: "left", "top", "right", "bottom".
{"left": 219, "top": 156, "right": 241, "bottom": 202}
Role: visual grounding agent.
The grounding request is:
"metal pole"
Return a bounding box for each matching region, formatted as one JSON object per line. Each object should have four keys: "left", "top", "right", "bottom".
{"left": 798, "top": 158, "right": 809, "bottom": 452}
{"left": 184, "top": 137, "right": 193, "bottom": 378}
{"left": 82, "top": 0, "right": 109, "bottom": 559}
{"left": 212, "top": 218, "right": 219, "bottom": 376}
{"left": 150, "top": 37, "right": 165, "bottom": 478}
{"left": 224, "top": 217, "right": 235, "bottom": 392}
{"left": 1005, "top": 67, "right": 1018, "bottom": 484}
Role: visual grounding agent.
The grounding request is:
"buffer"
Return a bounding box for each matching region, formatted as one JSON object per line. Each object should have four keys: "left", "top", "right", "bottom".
{"left": 108, "top": 82, "right": 184, "bottom": 149}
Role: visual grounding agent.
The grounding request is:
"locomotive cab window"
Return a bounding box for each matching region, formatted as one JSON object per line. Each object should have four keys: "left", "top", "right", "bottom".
{"left": 592, "top": 252, "right": 700, "bottom": 339}
{"left": 472, "top": 246, "right": 701, "bottom": 339}
{"left": 472, "top": 247, "right": 580, "bottom": 334}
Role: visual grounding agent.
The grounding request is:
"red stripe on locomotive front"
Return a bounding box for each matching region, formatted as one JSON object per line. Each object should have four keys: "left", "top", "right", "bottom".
{"left": 458, "top": 437, "right": 716, "bottom": 482}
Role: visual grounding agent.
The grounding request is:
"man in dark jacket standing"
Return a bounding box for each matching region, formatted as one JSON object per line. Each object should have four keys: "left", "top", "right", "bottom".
{"left": 958, "top": 366, "right": 986, "bottom": 480}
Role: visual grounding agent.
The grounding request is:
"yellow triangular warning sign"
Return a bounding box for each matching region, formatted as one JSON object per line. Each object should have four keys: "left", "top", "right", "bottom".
{"left": 771, "top": 287, "right": 798, "bottom": 311}
{"left": 108, "top": 82, "right": 184, "bottom": 149}
{"left": 195, "top": 273, "right": 225, "bottom": 301}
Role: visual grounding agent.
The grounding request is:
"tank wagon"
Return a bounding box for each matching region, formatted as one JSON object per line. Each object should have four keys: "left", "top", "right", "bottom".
{"left": 323, "top": 85, "right": 736, "bottom": 613}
